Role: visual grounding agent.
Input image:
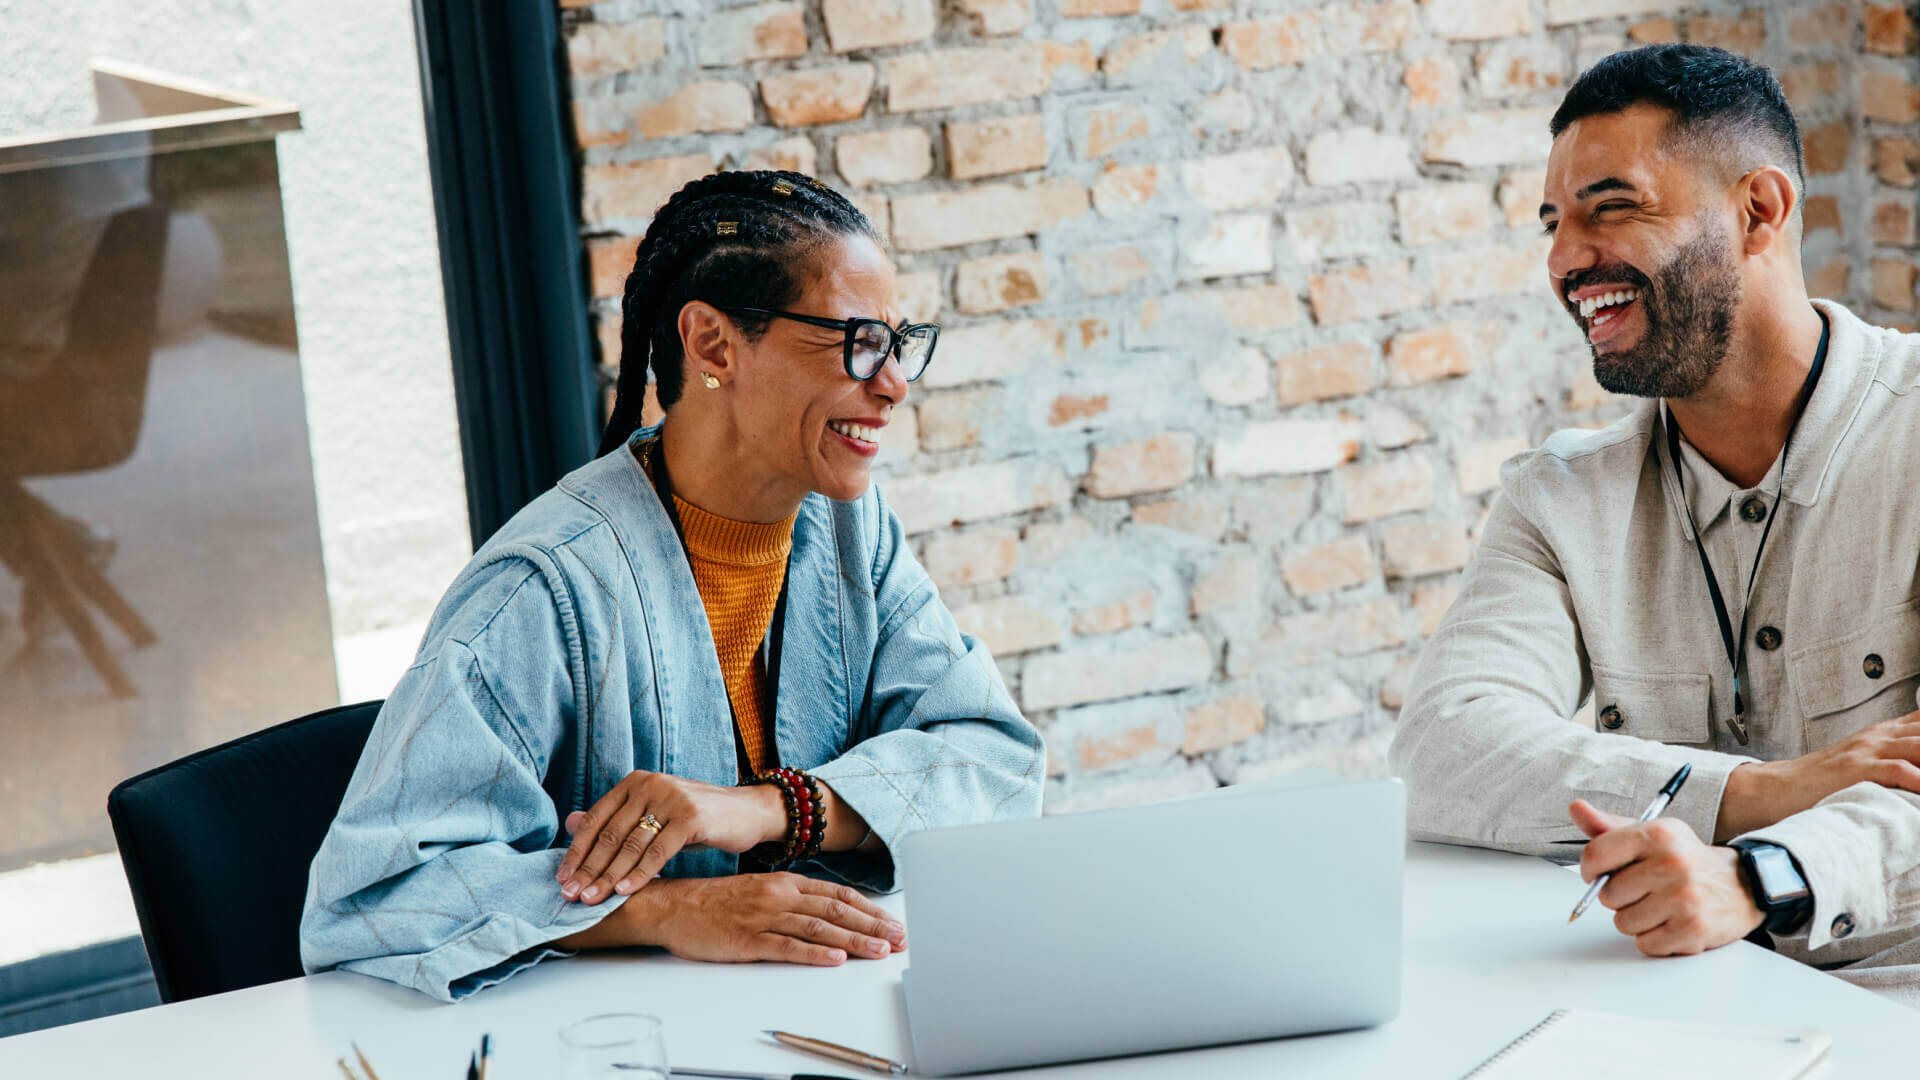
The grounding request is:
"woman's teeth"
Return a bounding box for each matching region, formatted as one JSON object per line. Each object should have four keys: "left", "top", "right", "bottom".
{"left": 829, "top": 420, "right": 877, "bottom": 444}
{"left": 1578, "top": 288, "right": 1641, "bottom": 322}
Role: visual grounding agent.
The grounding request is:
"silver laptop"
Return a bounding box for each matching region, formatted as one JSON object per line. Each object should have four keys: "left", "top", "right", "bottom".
{"left": 898, "top": 777, "right": 1405, "bottom": 1076}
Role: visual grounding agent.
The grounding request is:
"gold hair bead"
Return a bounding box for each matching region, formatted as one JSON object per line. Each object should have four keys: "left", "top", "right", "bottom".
{"left": 716, "top": 221, "right": 739, "bottom": 235}
{"left": 770, "top": 179, "right": 795, "bottom": 196}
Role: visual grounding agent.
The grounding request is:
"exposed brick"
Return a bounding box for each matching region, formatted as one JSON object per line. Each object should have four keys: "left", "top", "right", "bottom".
{"left": 917, "top": 387, "right": 997, "bottom": 451}
{"left": 1422, "top": 0, "right": 1530, "bottom": 39}
{"left": 951, "top": 595, "right": 1062, "bottom": 656}
{"left": 1804, "top": 195, "right": 1843, "bottom": 237}
{"left": 1782, "top": 62, "right": 1844, "bottom": 115}
{"left": 1369, "top": 406, "right": 1429, "bottom": 449}
{"left": 1875, "top": 137, "right": 1920, "bottom": 187}
{"left": 1498, "top": 168, "right": 1548, "bottom": 227}
{"left": 1805, "top": 257, "right": 1847, "bottom": 301}
{"left": 1023, "top": 633, "right": 1214, "bottom": 712}
{"left": 735, "top": 135, "right": 817, "bottom": 175}
{"left": 1073, "top": 589, "right": 1156, "bottom": 635}
{"left": 1200, "top": 346, "right": 1271, "bottom": 407}
{"left": 1380, "top": 653, "right": 1418, "bottom": 708}
{"left": 1396, "top": 182, "right": 1494, "bottom": 245}
{"left": 1305, "top": 128, "right": 1416, "bottom": 186}
{"left": 955, "top": 252, "right": 1050, "bottom": 314}
{"left": 1424, "top": 108, "right": 1553, "bottom": 167}
{"left": 1181, "top": 147, "right": 1294, "bottom": 211}
{"left": 1219, "top": 16, "right": 1315, "bottom": 70}
{"left": 1281, "top": 535, "right": 1376, "bottom": 595}
{"left": 875, "top": 404, "right": 919, "bottom": 463}
{"left": 1387, "top": 321, "right": 1475, "bottom": 386}
{"left": 1322, "top": 2, "right": 1416, "bottom": 54}
{"left": 1182, "top": 214, "right": 1275, "bottom": 280}
{"left": 922, "top": 317, "right": 1066, "bottom": 389}
{"left": 822, "top": 0, "right": 936, "bottom": 52}
{"left": 1458, "top": 435, "right": 1530, "bottom": 495}
{"left": 1022, "top": 515, "right": 1094, "bottom": 564}
{"left": 1686, "top": 10, "right": 1766, "bottom": 54}
{"left": 886, "top": 460, "right": 1072, "bottom": 532}
{"left": 587, "top": 234, "right": 642, "bottom": 300}
{"left": 697, "top": 3, "right": 808, "bottom": 66}
{"left": 835, "top": 128, "right": 932, "bottom": 187}
{"left": 635, "top": 81, "right": 754, "bottom": 139}
{"left": 1412, "top": 582, "right": 1461, "bottom": 636}
{"left": 1867, "top": 4, "right": 1920, "bottom": 55}
{"left": 1475, "top": 39, "right": 1567, "bottom": 99}
{"left": 1864, "top": 70, "right": 1920, "bottom": 124}
{"left": 1190, "top": 551, "right": 1261, "bottom": 615}
{"left": 1194, "top": 89, "right": 1256, "bottom": 136}
{"left": 1341, "top": 454, "right": 1434, "bottom": 523}
{"left": 568, "top": 19, "right": 667, "bottom": 78}
{"left": 1075, "top": 102, "right": 1153, "bottom": 159}
{"left": 1381, "top": 520, "right": 1472, "bottom": 577}
{"left": 1543, "top": 0, "right": 1667, "bottom": 27}
{"left": 1102, "top": 26, "right": 1214, "bottom": 82}
{"left": 1049, "top": 392, "right": 1110, "bottom": 427}
{"left": 1627, "top": 17, "right": 1679, "bottom": 43}
{"left": 1092, "top": 162, "right": 1161, "bottom": 215}
{"left": 1182, "top": 695, "right": 1267, "bottom": 755}
{"left": 891, "top": 179, "right": 1088, "bottom": 251}
{"left": 921, "top": 527, "right": 1019, "bottom": 589}
{"left": 946, "top": 113, "right": 1049, "bottom": 180}
{"left": 1070, "top": 244, "right": 1153, "bottom": 297}
{"left": 1874, "top": 200, "right": 1917, "bottom": 247}
{"left": 1085, "top": 432, "right": 1199, "bottom": 498}
{"left": 581, "top": 153, "right": 713, "bottom": 224}
{"left": 1075, "top": 720, "right": 1169, "bottom": 773}
{"left": 1308, "top": 261, "right": 1426, "bottom": 324}
{"left": 1786, "top": 3, "right": 1851, "bottom": 46}
{"left": 957, "top": 0, "right": 1034, "bottom": 35}
{"left": 1873, "top": 257, "right": 1918, "bottom": 311}
{"left": 1061, "top": 0, "right": 1138, "bottom": 12}
{"left": 572, "top": 99, "right": 628, "bottom": 149}
{"left": 1275, "top": 341, "right": 1377, "bottom": 405}
{"left": 1214, "top": 417, "right": 1364, "bottom": 477}
{"left": 884, "top": 44, "right": 1050, "bottom": 112}
{"left": 1404, "top": 54, "right": 1462, "bottom": 110}
{"left": 1287, "top": 201, "right": 1395, "bottom": 262}
{"left": 1229, "top": 476, "right": 1319, "bottom": 544}
{"left": 1042, "top": 40, "right": 1099, "bottom": 83}
{"left": 1132, "top": 493, "right": 1230, "bottom": 541}
{"left": 1432, "top": 240, "right": 1547, "bottom": 305}
{"left": 1803, "top": 121, "right": 1852, "bottom": 176}
{"left": 1239, "top": 597, "right": 1406, "bottom": 671}
{"left": 760, "top": 65, "right": 876, "bottom": 127}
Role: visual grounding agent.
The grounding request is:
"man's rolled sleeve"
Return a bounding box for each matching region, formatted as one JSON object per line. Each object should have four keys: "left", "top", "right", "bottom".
{"left": 1739, "top": 782, "right": 1920, "bottom": 951}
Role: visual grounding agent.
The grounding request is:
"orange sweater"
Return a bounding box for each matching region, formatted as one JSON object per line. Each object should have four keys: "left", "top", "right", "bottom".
{"left": 670, "top": 493, "right": 795, "bottom": 777}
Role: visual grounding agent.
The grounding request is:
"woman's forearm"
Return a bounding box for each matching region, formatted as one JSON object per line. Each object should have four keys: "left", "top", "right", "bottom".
{"left": 553, "top": 884, "right": 669, "bottom": 949}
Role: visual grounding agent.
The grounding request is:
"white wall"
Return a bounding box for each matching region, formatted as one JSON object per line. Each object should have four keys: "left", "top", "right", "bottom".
{"left": 0, "top": 0, "right": 473, "bottom": 698}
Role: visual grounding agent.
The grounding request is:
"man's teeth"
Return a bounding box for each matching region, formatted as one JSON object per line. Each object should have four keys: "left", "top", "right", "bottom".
{"left": 829, "top": 420, "right": 877, "bottom": 443}
{"left": 1577, "top": 288, "right": 1641, "bottom": 319}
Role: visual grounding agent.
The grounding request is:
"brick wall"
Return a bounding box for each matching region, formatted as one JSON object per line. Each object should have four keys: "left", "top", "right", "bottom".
{"left": 562, "top": 0, "right": 1919, "bottom": 812}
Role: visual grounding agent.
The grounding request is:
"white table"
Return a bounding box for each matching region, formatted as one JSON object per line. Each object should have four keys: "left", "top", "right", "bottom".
{"left": 2, "top": 843, "right": 1909, "bottom": 1077}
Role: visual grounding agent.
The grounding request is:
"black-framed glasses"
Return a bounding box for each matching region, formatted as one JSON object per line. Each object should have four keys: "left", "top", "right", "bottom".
{"left": 721, "top": 307, "right": 939, "bottom": 382}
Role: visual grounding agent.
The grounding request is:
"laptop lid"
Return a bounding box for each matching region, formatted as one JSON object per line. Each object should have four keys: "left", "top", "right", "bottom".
{"left": 898, "top": 777, "right": 1405, "bottom": 1076}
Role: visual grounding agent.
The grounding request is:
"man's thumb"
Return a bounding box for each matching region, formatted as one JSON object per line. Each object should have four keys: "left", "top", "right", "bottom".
{"left": 1569, "top": 798, "right": 1630, "bottom": 839}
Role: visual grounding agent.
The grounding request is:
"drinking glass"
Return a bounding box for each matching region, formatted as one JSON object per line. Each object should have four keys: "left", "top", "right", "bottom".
{"left": 559, "top": 1012, "right": 668, "bottom": 1080}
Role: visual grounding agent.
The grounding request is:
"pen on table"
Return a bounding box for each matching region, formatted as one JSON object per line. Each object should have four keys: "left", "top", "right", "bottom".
{"left": 766, "top": 1029, "right": 908, "bottom": 1075}
{"left": 351, "top": 1042, "right": 383, "bottom": 1080}
{"left": 465, "top": 1049, "right": 479, "bottom": 1080}
{"left": 479, "top": 1034, "right": 493, "bottom": 1080}
{"left": 667, "top": 1070, "right": 859, "bottom": 1080}
{"left": 1567, "top": 762, "right": 1692, "bottom": 923}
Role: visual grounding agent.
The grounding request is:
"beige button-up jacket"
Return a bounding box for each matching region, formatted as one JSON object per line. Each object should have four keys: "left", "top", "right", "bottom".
{"left": 1392, "top": 300, "right": 1920, "bottom": 1003}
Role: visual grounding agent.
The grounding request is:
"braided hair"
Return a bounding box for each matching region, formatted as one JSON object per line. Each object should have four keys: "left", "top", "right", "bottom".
{"left": 598, "top": 169, "right": 882, "bottom": 457}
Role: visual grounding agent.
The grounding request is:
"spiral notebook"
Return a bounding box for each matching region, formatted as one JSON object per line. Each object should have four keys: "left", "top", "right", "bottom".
{"left": 1459, "top": 1009, "right": 1830, "bottom": 1079}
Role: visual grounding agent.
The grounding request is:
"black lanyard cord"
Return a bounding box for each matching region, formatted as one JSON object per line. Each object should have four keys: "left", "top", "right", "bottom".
{"left": 1663, "top": 316, "right": 1828, "bottom": 745}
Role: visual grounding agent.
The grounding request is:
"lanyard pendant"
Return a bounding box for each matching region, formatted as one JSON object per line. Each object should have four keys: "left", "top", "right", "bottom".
{"left": 1727, "top": 687, "right": 1750, "bottom": 745}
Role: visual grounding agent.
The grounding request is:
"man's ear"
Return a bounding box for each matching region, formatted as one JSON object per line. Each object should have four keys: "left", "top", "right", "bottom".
{"left": 1739, "top": 165, "right": 1798, "bottom": 256}
{"left": 678, "top": 300, "right": 735, "bottom": 385}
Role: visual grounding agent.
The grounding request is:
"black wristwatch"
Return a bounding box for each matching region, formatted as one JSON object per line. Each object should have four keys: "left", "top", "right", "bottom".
{"left": 1728, "top": 839, "right": 1814, "bottom": 936}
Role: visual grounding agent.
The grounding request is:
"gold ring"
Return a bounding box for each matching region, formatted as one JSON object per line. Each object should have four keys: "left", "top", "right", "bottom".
{"left": 638, "top": 813, "right": 663, "bottom": 835}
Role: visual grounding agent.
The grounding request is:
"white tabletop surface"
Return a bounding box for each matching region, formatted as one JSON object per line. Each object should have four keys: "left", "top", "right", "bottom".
{"left": 1, "top": 842, "right": 1907, "bottom": 1078}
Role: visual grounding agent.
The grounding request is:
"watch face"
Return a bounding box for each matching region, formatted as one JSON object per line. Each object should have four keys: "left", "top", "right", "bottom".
{"left": 1750, "top": 846, "right": 1811, "bottom": 904}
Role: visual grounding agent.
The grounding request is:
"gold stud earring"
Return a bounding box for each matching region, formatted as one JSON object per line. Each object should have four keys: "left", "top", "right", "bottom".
{"left": 702, "top": 372, "right": 721, "bottom": 390}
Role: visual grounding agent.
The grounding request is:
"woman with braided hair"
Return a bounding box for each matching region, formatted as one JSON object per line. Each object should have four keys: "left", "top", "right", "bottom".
{"left": 300, "top": 170, "right": 1044, "bottom": 1001}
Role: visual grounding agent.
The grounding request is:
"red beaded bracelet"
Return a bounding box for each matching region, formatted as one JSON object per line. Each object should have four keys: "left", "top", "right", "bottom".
{"left": 743, "top": 767, "right": 827, "bottom": 870}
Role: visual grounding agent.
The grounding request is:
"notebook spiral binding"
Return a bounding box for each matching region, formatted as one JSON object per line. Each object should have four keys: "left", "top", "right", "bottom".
{"left": 1459, "top": 1010, "right": 1571, "bottom": 1079}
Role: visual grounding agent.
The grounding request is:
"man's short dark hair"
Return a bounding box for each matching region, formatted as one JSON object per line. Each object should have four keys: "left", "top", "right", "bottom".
{"left": 1550, "top": 44, "right": 1805, "bottom": 193}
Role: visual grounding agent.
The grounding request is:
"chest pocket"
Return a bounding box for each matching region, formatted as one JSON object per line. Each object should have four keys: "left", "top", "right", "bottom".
{"left": 1790, "top": 597, "right": 1920, "bottom": 723}
{"left": 1588, "top": 662, "right": 1713, "bottom": 745}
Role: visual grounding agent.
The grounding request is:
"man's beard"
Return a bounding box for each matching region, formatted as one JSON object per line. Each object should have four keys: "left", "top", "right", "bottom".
{"left": 1579, "top": 224, "right": 1740, "bottom": 399}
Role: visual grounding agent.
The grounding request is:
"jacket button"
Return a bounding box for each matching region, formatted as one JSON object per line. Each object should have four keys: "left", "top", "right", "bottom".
{"left": 1832, "top": 913, "right": 1855, "bottom": 939}
{"left": 1755, "top": 626, "right": 1782, "bottom": 651}
{"left": 1599, "top": 705, "right": 1624, "bottom": 730}
{"left": 1738, "top": 496, "right": 1769, "bottom": 523}
{"left": 1865, "top": 654, "right": 1886, "bottom": 679}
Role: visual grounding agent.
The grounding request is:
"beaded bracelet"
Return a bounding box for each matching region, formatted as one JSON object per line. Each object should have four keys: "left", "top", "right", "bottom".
{"left": 743, "top": 767, "right": 826, "bottom": 870}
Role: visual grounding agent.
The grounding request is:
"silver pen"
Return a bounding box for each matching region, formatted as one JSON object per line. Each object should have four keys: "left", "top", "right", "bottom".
{"left": 1568, "top": 763, "right": 1692, "bottom": 923}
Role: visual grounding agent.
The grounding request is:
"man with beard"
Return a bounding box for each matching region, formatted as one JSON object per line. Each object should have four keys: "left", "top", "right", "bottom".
{"left": 1391, "top": 44, "right": 1920, "bottom": 1005}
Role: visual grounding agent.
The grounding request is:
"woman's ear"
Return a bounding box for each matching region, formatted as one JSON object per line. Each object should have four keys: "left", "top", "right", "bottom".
{"left": 678, "top": 300, "right": 735, "bottom": 387}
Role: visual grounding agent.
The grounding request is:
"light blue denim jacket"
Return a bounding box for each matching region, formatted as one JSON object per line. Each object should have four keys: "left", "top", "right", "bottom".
{"left": 300, "top": 426, "right": 1045, "bottom": 1001}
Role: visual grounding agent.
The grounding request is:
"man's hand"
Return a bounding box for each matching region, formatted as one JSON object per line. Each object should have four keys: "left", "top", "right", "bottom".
{"left": 1716, "top": 710, "right": 1920, "bottom": 840}
{"left": 557, "top": 771, "right": 787, "bottom": 903}
{"left": 554, "top": 873, "right": 907, "bottom": 964}
{"left": 1572, "top": 800, "right": 1763, "bottom": 957}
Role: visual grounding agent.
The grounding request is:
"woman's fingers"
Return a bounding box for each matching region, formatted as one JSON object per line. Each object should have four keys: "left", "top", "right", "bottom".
{"left": 573, "top": 797, "right": 656, "bottom": 902}
{"left": 590, "top": 810, "right": 667, "bottom": 903}
{"left": 791, "top": 895, "right": 904, "bottom": 953}
{"left": 769, "top": 912, "right": 892, "bottom": 960}
{"left": 558, "top": 789, "right": 628, "bottom": 888}
{"left": 621, "top": 820, "right": 695, "bottom": 893}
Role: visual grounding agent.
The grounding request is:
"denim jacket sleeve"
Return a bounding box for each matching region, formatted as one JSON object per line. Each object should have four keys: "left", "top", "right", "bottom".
{"left": 299, "top": 554, "right": 623, "bottom": 1002}
{"left": 805, "top": 486, "right": 1047, "bottom": 892}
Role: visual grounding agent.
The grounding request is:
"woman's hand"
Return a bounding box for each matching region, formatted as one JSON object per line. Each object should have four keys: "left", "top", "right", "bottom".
{"left": 558, "top": 771, "right": 785, "bottom": 903}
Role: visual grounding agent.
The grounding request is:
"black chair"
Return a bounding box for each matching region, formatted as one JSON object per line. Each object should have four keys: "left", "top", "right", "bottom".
{"left": 107, "top": 700, "right": 383, "bottom": 1003}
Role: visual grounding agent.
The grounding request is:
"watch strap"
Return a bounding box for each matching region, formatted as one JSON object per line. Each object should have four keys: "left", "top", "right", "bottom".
{"left": 1729, "top": 839, "right": 1813, "bottom": 936}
